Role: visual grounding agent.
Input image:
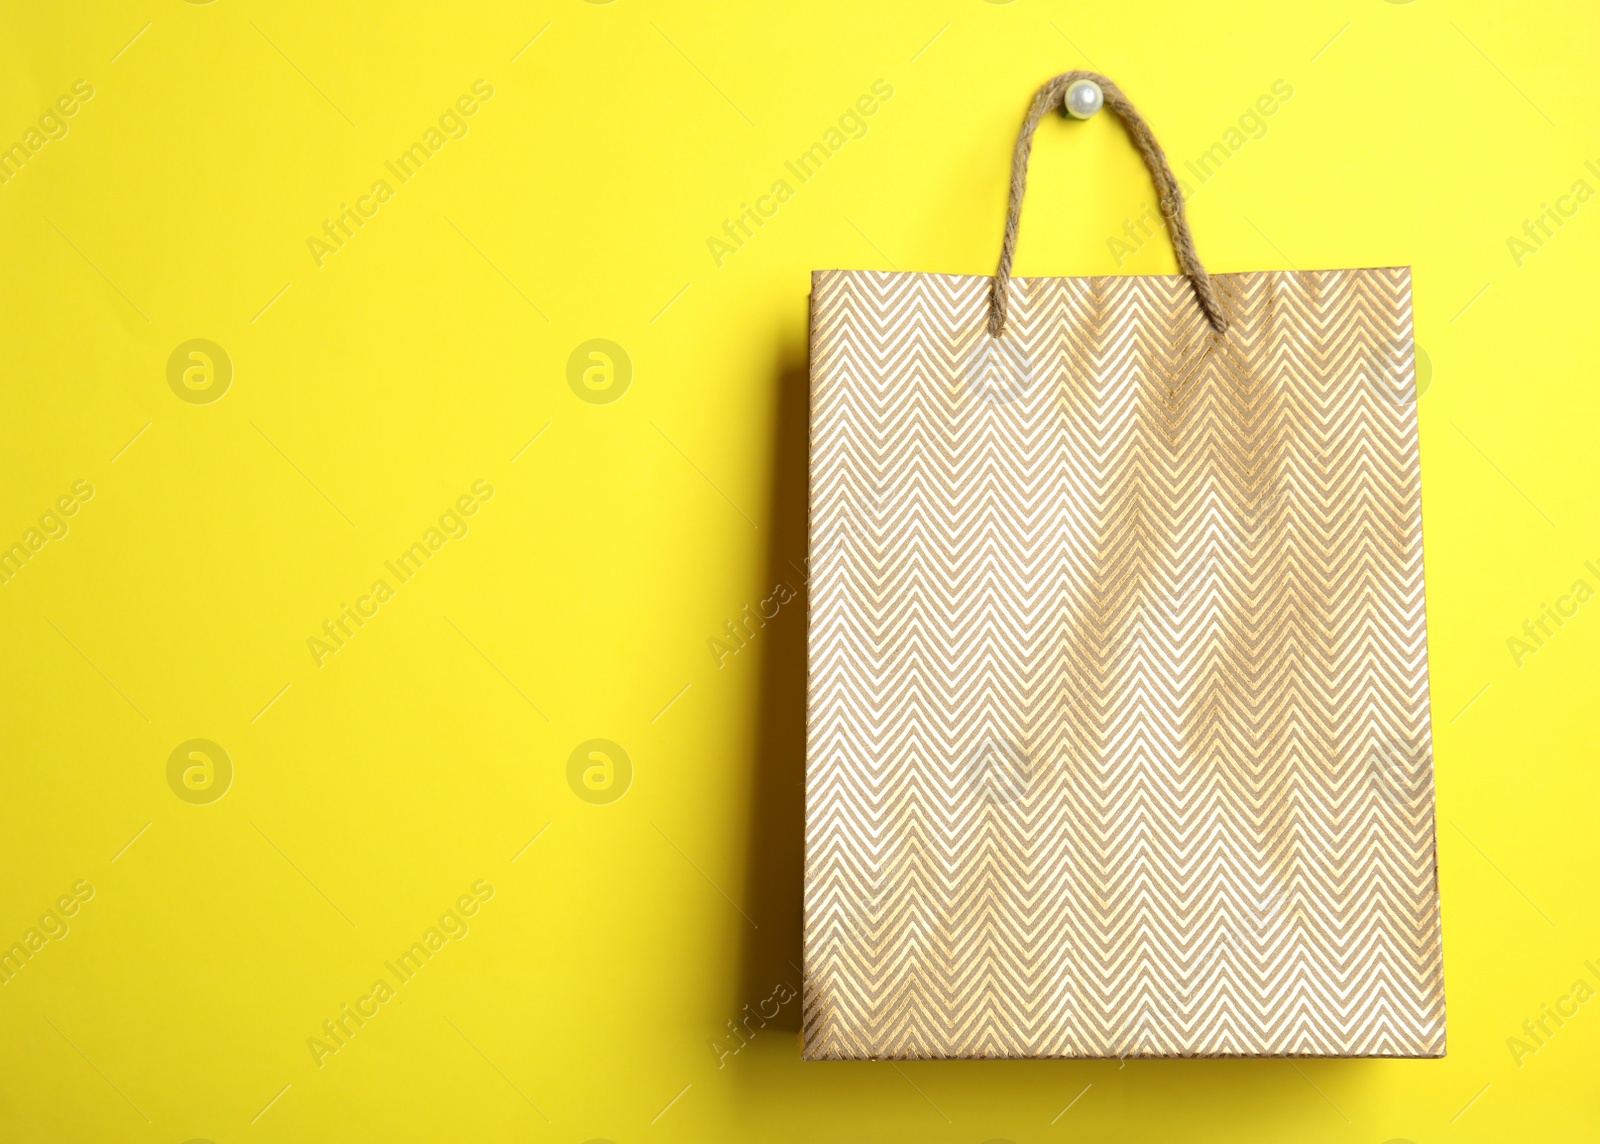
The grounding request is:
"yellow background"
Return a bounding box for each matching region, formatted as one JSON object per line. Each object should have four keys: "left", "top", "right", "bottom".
{"left": 1, "top": 0, "right": 1596, "bottom": 1140}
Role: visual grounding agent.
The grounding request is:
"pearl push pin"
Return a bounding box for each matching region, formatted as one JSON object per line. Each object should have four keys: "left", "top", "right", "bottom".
{"left": 1064, "top": 78, "right": 1103, "bottom": 119}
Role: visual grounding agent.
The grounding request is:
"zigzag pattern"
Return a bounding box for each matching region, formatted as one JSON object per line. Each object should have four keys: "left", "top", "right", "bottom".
{"left": 802, "top": 267, "right": 1445, "bottom": 1059}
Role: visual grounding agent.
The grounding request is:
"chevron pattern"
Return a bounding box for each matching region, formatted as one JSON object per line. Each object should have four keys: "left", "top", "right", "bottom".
{"left": 802, "top": 266, "right": 1444, "bottom": 1059}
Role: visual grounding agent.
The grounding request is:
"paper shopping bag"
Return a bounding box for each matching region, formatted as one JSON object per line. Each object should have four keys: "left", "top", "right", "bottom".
{"left": 802, "top": 71, "right": 1445, "bottom": 1059}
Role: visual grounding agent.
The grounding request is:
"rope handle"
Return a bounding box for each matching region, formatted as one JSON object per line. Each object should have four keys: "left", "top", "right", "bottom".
{"left": 987, "top": 70, "right": 1228, "bottom": 338}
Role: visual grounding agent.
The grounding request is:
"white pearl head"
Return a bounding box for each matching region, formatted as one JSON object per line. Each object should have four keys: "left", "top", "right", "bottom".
{"left": 1064, "top": 78, "right": 1104, "bottom": 120}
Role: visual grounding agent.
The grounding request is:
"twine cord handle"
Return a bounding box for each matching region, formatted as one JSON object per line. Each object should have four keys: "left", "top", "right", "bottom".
{"left": 987, "top": 70, "right": 1228, "bottom": 338}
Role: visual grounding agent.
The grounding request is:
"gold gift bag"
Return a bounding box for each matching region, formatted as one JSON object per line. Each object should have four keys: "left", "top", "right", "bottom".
{"left": 802, "top": 71, "right": 1445, "bottom": 1059}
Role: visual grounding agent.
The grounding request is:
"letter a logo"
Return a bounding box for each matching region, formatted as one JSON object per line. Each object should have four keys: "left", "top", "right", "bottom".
{"left": 566, "top": 738, "right": 632, "bottom": 804}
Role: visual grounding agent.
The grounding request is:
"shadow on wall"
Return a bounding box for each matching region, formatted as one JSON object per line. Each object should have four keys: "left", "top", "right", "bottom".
{"left": 735, "top": 331, "right": 811, "bottom": 1033}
